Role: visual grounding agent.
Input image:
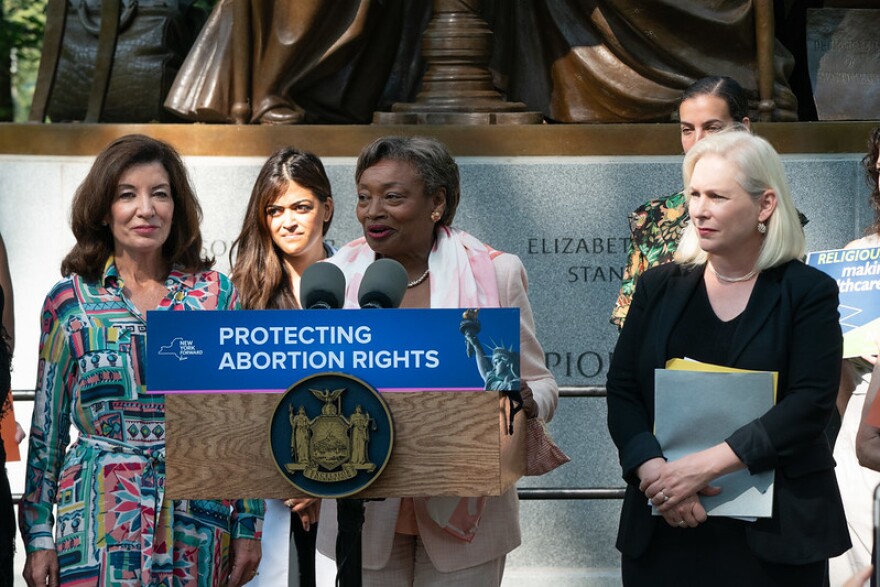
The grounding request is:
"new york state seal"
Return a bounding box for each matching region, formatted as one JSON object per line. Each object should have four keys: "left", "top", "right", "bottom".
{"left": 269, "top": 373, "right": 393, "bottom": 498}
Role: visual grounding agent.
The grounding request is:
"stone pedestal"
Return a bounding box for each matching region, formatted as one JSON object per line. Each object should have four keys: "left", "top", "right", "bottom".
{"left": 374, "top": 0, "right": 542, "bottom": 125}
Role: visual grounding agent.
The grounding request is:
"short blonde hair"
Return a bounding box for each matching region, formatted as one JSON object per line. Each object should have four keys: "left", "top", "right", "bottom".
{"left": 674, "top": 131, "right": 804, "bottom": 270}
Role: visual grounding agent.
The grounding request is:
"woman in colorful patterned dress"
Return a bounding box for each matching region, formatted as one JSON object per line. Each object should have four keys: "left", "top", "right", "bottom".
{"left": 19, "top": 135, "right": 264, "bottom": 587}
{"left": 230, "top": 147, "right": 335, "bottom": 587}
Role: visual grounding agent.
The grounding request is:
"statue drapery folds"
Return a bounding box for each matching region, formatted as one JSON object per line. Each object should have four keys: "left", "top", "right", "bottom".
{"left": 165, "top": 0, "right": 797, "bottom": 124}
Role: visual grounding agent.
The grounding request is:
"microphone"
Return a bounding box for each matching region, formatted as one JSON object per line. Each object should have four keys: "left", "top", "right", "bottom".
{"left": 358, "top": 258, "right": 408, "bottom": 309}
{"left": 301, "top": 262, "right": 346, "bottom": 309}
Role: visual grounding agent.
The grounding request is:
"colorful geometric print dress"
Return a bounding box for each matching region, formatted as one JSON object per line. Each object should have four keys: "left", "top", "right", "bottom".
{"left": 19, "top": 260, "right": 264, "bottom": 587}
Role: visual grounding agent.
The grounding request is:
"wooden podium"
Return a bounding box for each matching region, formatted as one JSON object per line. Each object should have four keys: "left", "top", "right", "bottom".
{"left": 164, "top": 390, "right": 525, "bottom": 500}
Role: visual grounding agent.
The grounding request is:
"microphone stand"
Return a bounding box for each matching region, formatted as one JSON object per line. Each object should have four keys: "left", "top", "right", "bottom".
{"left": 335, "top": 258, "right": 407, "bottom": 585}
{"left": 335, "top": 498, "right": 366, "bottom": 587}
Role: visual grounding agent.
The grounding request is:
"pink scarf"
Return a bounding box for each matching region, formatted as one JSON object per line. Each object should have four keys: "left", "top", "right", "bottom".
{"left": 329, "top": 225, "right": 500, "bottom": 309}
{"left": 329, "top": 226, "right": 501, "bottom": 542}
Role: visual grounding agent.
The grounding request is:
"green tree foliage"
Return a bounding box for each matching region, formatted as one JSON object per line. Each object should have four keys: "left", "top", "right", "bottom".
{"left": 0, "top": 0, "right": 46, "bottom": 121}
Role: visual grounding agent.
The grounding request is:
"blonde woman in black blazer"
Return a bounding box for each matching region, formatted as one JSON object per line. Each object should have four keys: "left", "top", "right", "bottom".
{"left": 606, "top": 131, "right": 850, "bottom": 586}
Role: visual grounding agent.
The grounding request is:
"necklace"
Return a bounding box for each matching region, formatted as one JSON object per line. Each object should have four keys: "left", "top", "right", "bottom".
{"left": 407, "top": 268, "right": 430, "bottom": 288}
{"left": 709, "top": 265, "right": 757, "bottom": 283}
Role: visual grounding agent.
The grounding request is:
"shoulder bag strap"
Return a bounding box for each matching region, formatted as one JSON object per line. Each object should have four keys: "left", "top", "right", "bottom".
{"left": 28, "top": 0, "right": 69, "bottom": 122}
{"left": 85, "top": 0, "right": 123, "bottom": 123}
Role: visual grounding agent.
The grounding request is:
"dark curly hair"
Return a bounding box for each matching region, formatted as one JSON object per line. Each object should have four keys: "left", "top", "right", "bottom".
{"left": 865, "top": 127, "right": 880, "bottom": 236}
{"left": 355, "top": 136, "right": 460, "bottom": 227}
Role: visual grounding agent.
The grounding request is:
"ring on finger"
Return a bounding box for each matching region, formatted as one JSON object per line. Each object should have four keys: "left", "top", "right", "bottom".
{"left": 677, "top": 520, "right": 686, "bottom": 527}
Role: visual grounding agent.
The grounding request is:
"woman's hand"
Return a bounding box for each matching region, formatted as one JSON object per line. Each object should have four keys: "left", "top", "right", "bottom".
{"left": 637, "top": 457, "right": 714, "bottom": 528}
{"left": 15, "top": 420, "right": 25, "bottom": 444}
{"left": 23, "top": 549, "right": 60, "bottom": 587}
{"left": 632, "top": 437, "right": 743, "bottom": 531}
{"left": 642, "top": 443, "right": 743, "bottom": 520}
{"left": 645, "top": 453, "right": 720, "bottom": 514}
{"left": 842, "top": 565, "right": 872, "bottom": 587}
{"left": 520, "top": 382, "right": 538, "bottom": 419}
{"left": 636, "top": 457, "right": 666, "bottom": 491}
{"left": 226, "top": 538, "right": 261, "bottom": 587}
{"left": 284, "top": 498, "right": 321, "bottom": 531}
{"left": 659, "top": 493, "right": 711, "bottom": 528}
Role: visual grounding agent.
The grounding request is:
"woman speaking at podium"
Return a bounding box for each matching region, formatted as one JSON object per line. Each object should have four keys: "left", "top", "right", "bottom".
{"left": 19, "top": 135, "right": 264, "bottom": 587}
{"left": 318, "top": 136, "right": 558, "bottom": 586}
{"left": 606, "top": 131, "right": 850, "bottom": 585}
{"left": 230, "top": 147, "right": 335, "bottom": 587}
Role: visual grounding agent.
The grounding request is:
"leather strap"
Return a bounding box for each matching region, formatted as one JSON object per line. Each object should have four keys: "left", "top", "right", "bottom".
{"left": 28, "top": 0, "right": 69, "bottom": 122}
{"left": 85, "top": 0, "right": 123, "bottom": 123}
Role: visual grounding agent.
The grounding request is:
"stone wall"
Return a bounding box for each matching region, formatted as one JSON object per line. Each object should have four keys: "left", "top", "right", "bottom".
{"left": 0, "top": 151, "right": 869, "bottom": 585}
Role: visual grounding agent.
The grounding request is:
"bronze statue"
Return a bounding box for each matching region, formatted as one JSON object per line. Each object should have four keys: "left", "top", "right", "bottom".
{"left": 165, "top": 0, "right": 430, "bottom": 124}
{"left": 165, "top": 0, "right": 798, "bottom": 124}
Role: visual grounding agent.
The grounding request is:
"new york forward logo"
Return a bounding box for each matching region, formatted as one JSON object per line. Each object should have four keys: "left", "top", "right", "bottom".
{"left": 158, "top": 337, "right": 204, "bottom": 361}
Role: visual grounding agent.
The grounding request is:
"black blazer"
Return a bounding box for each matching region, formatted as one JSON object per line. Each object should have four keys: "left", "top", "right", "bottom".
{"left": 606, "top": 260, "right": 850, "bottom": 564}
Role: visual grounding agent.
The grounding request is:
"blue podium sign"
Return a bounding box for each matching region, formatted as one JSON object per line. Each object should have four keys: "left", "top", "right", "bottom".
{"left": 146, "top": 307, "right": 520, "bottom": 393}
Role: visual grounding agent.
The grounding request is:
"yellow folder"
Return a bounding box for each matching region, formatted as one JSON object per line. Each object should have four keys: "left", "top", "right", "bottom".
{"left": 665, "top": 358, "right": 778, "bottom": 404}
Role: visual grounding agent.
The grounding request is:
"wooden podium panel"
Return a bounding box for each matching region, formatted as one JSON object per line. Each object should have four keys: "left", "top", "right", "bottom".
{"left": 165, "top": 391, "right": 525, "bottom": 500}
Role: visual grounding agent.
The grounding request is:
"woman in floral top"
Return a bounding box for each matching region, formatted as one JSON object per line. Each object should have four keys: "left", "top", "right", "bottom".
{"left": 19, "top": 135, "right": 264, "bottom": 587}
{"left": 611, "top": 76, "right": 751, "bottom": 329}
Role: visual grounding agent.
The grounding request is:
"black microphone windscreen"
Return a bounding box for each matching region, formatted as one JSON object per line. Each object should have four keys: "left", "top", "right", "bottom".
{"left": 358, "top": 258, "right": 408, "bottom": 309}
{"left": 301, "top": 262, "right": 346, "bottom": 309}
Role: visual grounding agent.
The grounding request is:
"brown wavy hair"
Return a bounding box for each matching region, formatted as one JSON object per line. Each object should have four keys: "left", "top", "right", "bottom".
{"left": 865, "top": 127, "right": 880, "bottom": 236}
{"left": 230, "top": 147, "right": 333, "bottom": 310}
{"left": 61, "top": 134, "right": 211, "bottom": 281}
